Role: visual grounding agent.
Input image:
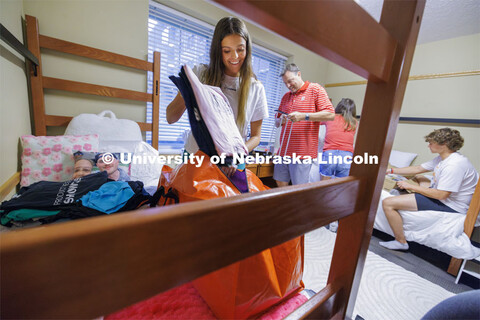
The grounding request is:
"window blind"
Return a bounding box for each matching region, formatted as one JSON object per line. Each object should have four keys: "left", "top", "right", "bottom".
{"left": 147, "top": 2, "right": 287, "bottom": 153}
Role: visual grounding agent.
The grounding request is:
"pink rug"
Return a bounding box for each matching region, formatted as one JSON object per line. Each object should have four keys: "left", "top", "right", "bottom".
{"left": 106, "top": 283, "right": 307, "bottom": 320}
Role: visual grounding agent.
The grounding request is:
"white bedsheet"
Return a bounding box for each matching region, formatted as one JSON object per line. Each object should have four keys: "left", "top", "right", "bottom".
{"left": 374, "top": 190, "right": 480, "bottom": 260}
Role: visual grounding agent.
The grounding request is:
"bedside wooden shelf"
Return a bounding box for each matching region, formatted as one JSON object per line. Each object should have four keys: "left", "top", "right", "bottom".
{"left": 245, "top": 163, "right": 274, "bottom": 178}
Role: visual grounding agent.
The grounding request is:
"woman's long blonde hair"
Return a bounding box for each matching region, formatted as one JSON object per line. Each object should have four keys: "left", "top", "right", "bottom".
{"left": 202, "top": 17, "right": 254, "bottom": 132}
{"left": 335, "top": 98, "right": 357, "bottom": 131}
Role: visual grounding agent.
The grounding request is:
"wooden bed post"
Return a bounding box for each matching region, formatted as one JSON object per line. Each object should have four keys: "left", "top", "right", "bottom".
{"left": 152, "top": 51, "right": 161, "bottom": 150}
{"left": 210, "top": 0, "right": 424, "bottom": 318}
{"left": 329, "top": 1, "right": 425, "bottom": 317}
{"left": 448, "top": 183, "right": 480, "bottom": 276}
{"left": 25, "top": 15, "right": 46, "bottom": 136}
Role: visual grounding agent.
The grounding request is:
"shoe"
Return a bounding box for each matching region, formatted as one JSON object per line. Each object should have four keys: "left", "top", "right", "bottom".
{"left": 300, "top": 289, "right": 317, "bottom": 299}
{"left": 379, "top": 240, "right": 409, "bottom": 251}
{"left": 328, "top": 221, "right": 338, "bottom": 233}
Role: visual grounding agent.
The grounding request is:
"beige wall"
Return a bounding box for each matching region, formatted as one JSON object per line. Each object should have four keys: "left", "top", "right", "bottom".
{"left": 324, "top": 33, "right": 480, "bottom": 171}
{"left": 0, "top": 0, "right": 31, "bottom": 193}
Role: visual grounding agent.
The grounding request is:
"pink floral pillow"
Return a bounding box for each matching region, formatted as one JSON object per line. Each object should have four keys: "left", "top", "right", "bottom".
{"left": 20, "top": 134, "right": 99, "bottom": 186}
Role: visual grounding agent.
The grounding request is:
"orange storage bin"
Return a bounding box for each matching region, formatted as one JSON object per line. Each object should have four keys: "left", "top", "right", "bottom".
{"left": 156, "top": 151, "right": 304, "bottom": 319}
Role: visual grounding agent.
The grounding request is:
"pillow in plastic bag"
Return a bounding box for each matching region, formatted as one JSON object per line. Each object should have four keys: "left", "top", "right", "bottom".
{"left": 389, "top": 150, "right": 417, "bottom": 168}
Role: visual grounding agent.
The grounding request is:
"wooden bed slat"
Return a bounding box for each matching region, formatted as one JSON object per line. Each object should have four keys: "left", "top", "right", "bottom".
{"left": 0, "top": 172, "right": 20, "bottom": 202}
{"left": 137, "top": 121, "right": 154, "bottom": 132}
{"left": 212, "top": 0, "right": 397, "bottom": 81}
{"left": 44, "top": 115, "right": 153, "bottom": 133}
{"left": 151, "top": 51, "right": 161, "bottom": 149}
{"left": 1, "top": 177, "right": 362, "bottom": 319}
{"left": 26, "top": 15, "right": 47, "bottom": 136}
{"left": 43, "top": 76, "right": 152, "bottom": 102}
{"left": 44, "top": 114, "right": 72, "bottom": 127}
{"left": 39, "top": 34, "right": 153, "bottom": 71}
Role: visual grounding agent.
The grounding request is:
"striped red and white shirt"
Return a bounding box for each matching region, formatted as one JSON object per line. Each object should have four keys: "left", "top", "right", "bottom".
{"left": 277, "top": 81, "right": 334, "bottom": 158}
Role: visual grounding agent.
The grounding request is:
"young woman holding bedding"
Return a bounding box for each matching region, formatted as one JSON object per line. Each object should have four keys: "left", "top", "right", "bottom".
{"left": 166, "top": 17, "right": 268, "bottom": 175}
{"left": 380, "top": 128, "right": 479, "bottom": 251}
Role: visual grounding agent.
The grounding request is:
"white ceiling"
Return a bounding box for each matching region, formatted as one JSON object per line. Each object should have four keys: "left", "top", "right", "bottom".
{"left": 355, "top": 0, "right": 480, "bottom": 44}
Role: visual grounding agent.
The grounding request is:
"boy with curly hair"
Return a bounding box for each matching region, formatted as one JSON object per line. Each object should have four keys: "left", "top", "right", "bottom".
{"left": 380, "top": 128, "right": 478, "bottom": 250}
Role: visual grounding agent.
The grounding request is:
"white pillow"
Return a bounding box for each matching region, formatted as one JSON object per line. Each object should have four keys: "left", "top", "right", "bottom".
{"left": 99, "top": 140, "right": 143, "bottom": 153}
{"left": 65, "top": 110, "right": 142, "bottom": 142}
{"left": 130, "top": 141, "right": 162, "bottom": 188}
{"left": 389, "top": 150, "right": 417, "bottom": 168}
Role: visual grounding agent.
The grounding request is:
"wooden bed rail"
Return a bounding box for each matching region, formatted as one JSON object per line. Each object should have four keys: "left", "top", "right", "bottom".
{"left": 25, "top": 15, "right": 160, "bottom": 149}
{"left": 39, "top": 34, "right": 154, "bottom": 71}
{"left": 0, "top": 172, "right": 20, "bottom": 202}
{"left": 43, "top": 114, "right": 155, "bottom": 133}
{"left": 42, "top": 77, "right": 153, "bottom": 102}
{"left": 448, "top": 182, "right": 480, "bottom": 275}
{"left": 1, "top": 177, "right": 363, "bottom": 319}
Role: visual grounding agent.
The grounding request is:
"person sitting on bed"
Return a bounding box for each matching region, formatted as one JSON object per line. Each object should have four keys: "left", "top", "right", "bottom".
{"left": 95, "top": 153, "right": 130, "bottom": 182}
{"left": 380, "top": 128, "right": 479, "bottom": 251}
{"left": 72, "top": 151, "right": 94, "bottom": 179}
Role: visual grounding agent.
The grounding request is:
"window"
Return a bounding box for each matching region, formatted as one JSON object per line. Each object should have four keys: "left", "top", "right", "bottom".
{"left": 147, "top": 2, "right": 287, "bottom": 153}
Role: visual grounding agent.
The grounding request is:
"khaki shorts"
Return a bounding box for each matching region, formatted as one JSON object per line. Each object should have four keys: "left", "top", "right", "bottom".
{"left": 273, "top": 162, "right": 318, "bottom": 185}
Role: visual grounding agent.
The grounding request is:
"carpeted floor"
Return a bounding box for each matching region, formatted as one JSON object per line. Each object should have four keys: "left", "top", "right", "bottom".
{"left": 369, "top": 230, "right": 475, "bottom": 293}
{"left": 303, "top": 227, "right": 465, "bottom": 320}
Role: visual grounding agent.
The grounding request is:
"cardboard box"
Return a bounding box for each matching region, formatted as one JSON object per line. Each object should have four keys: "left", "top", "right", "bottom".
{"left": 383, "top": 174, "right": 418, "bottom": 193}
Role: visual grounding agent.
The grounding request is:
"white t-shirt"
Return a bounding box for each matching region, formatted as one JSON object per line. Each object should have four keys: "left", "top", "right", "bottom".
{"left": 421, "top": 152, "right": 479, "bottom": 213}
{"left": 184, "top": 65, "right": 268, "bottom": 153}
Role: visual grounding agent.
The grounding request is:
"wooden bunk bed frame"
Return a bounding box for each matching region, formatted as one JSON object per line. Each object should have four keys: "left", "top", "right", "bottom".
{"left": 25, "top": 14, "right": 161, "bottom": 149}
{"left": 7, "top": 1, "right": 475, "bottom": 318}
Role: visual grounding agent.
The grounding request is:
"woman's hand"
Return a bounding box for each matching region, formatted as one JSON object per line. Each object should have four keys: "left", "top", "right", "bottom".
{"left": 166, "top": 92, "right": 186, "bottom": 124}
